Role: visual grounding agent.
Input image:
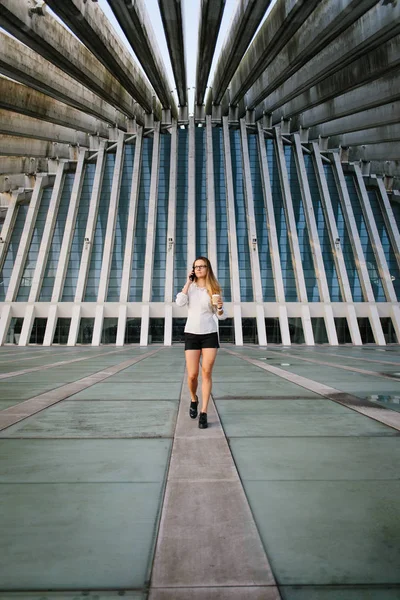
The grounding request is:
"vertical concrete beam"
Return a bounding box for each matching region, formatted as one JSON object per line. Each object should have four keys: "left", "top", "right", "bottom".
{"left": 18, "top": 304, "right": 35, "bottom": 347}
{"left": 5, "top": 175, "right": 49, "bottom": 302}
{"left": 97, "top": 134, "right": 125, "bottom": 302}
{"left": 323, "top": 305, "right": 339, "bottom": 346}
{"left": 206, "top": 116, "right": 218, "bottom": 274}
{"left": 67, "top": 305, "right": 81, "bottom": 347}
{"left": 92, "top": 304, "right": 104, "bottom": 347}
{"left": 51, "top": 150, "right": 87, "bottom": 302}
{"left": 0, "top": 304, "right": 12, "bottom": 346}
{"left": 140, "top": 304, "right": 150, "bottom": 346}
{"left": 256, "top": 123, "right": 285, "bottom": 303}
{"left": 368, "top": 305, "right": 386, "bottom": 345}
{"left": 158, "top": 0, "right": 187, "bottom": 107}
{"left": 120, "top": 128, "right": 143, "bottom": 303}
{"left": 43, "top": 304, "right": 58, "bottom": 346}
{"left": 331, "top": 153, "right": 375, "bottom": 302}
{"left": 274, "top": 129, "right": 308, "bottom": 303}
{"left": 301, "top": 304, "right": 314, "bottom": 346}
{"left": 142, "top": 122, "right": 161, "bottom": 303}
{"left": 116, "top": 304, "right": 127, "bottom": 347}
{"left": 164, "top": 123, "right": 178, "bottom": 345}
{"left": 346, "top": 304, "right": 363, "bottom": 346}
{"left": 278, "top": 304, "right": 291, "bottom": 346}
{"left": 0, "top": 189, "right": 20, "bottom": 272}
{"left": 187, "top": 117, "right": 196, "bottom": 264}
{"left": 29, "top": 162, "right": 67, "bottom": 302}
{"left": 311, "top": 143, "right": 353, "bottom": 303}
{"left": 195, "top": 0, "right": 226, "bottom": 106}
{"left": 353, "top": 165, "right": 397, "bottom": 303}
{"left": 293, "top": 135, "right": 330, "bottom": 302}
{"left": 390, "top": 304, "right": 400, "bottom": 344}
{"left": 240, "top": 119, "right": 266, "bottom": 345}
{"left": 75, "top": 144, "right": 106, "bottom": 302}
{"left": 222, "top": 117, "right": 242, "bottom": 345}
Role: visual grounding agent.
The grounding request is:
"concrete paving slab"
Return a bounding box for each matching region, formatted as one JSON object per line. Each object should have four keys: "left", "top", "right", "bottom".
{"left": 0, "top": 482, "right": 163, "bottom": 589}
{"left": 0, "top": 382, "right": 64, "bottom": 399}
{"left": 0, "top": 594, "right": 147, "bottom": 600}
{"left": 173, "top": 397, "right": 222, "bottom": 439}
{"left": 67, "top": 382, "right": 181, "bottom": 400}
{"left": 212, "top": 381, "right": 321, "bottom": 399}
{"left": 280, "top": 586, "right": 400, "bottom": 599}
{"left": 229, "top": 437, "right": 400, "bottom": 480}
{"left": 149, "top": 587, "right": 281, "bottom": 599}
{"left": 0, "top": 439, "right": 171, "bottom": 482}
{"left": 244, "top": 480, "right": 400, "bottom": 585}
{"left": 168, "top": 437, "right": 238, "bottom": 481}
{"left": 0, "top": 400, "right": 24, "bottom": 409}
{"left": 216, "top": 399, "right": 396, "bottom": 437}
{"left": 0, "top": 400, "right": 178, "bottom": 438}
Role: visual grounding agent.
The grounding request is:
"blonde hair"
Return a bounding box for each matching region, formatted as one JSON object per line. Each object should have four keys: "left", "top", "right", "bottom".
{"left": 192, "top": 256, "right": 221, "bottom": 299}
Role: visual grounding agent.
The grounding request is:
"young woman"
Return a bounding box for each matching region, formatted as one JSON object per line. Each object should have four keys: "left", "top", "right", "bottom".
{"left": 175, "top": 257, "right": 226, "bottom": 429}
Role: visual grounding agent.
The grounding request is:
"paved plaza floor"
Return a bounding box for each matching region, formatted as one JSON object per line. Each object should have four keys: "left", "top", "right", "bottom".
{"left": 0, "top": 344, "right": 399, "bottom": 599}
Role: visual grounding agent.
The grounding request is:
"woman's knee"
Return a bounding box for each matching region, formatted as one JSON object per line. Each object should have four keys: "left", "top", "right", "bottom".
{"left": 187, "top": 372, "right": 198, "bottom": 383}
{"left": 201, "top": 366, "right": 212, "bottom": 379}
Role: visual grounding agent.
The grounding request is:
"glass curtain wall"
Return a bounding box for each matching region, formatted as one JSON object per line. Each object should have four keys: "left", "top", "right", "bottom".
{"left": 195, "top": 126, "right": 207, "bottom": 258}
{"left": 213, "top": 126, "right": 231, "bottom": 300}
{"left": 152, "top": 133, "right": 171, "bottom": 301}
{"left": 0, "top": 204, "right": 29, "bottom": 301}
{"left": 174, "top": 128, "right": 188, "bottom": 296}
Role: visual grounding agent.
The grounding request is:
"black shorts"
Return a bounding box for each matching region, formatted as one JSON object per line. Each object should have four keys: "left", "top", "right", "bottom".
{"left": 185, "top": 332, "right": 220, "bottom": 351}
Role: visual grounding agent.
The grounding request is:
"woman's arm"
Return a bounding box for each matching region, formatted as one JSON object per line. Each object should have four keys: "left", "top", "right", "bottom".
{"left": 175, "top": 271, "right": 193, "bottom": 306}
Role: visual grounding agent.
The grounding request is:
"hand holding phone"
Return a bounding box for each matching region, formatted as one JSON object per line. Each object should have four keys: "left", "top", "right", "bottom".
{"left": 189, "top": 270, "right": 195, "bottom": 282}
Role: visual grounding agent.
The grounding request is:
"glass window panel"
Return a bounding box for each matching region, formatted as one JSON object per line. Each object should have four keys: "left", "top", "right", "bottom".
{"left": 101, "top": 317, "right": 118, "bottom": 344}
{"left": 265, "top": 318, "right": 282, "bottom": 344}
{"left": 311, "top": 317, "right": 329, "bottom": 343}
{"left": 219, "top": 317, "right": 235, "bottom": 343}
{"left": 242, "top": 318, "right": 258, "bottom": 343}
{"left": 172, "top": 317, "right": 186, "bottom": 342}
{"left": 17, "top": 187, "right": 53, "bottom": 301}
{"left": 266, "top": 139, "right": 298, "bottom": 301}
{"left": 125, "top": 318, "right": 141, "bottom": 343}
{"left": 213, "top": 126, "right": 231, "bottom": 301}
{"left": 77, "top": 317, "right": 94, "bottom": 344}
{"left": 53, "top": 318, "right": 71, "bottom": 344}
{"left": 380, "top": 317, "right": 398, "bottom": 343}
{"left": 174, "top": 129, "right": 188, "bottom": 297}
{"left": 62, "top": 163, "right": 96, "bottom": 301}
{"left": 284, "top": 146, "right": 319, "bottom": 301}
{"left": 288, "top": 317, "right": 305, "bottom": 343}
{"left": 195, "top": 127, "right": 207, "bottom": 257}
{"left": 40, "top": 174, "right": 75, "bottom": 301}
{"left": 107, "top": 143, "right": 135, "bottom": 301}
{"left": 0, "top": 204, "right": 29, "bottom": 301}
{"left": 152, "top": 134, "right": 171, "bottom": 301}
{"left": 357, "top": 317, "right": 375, "bottom": 343}
{"left": 29, "top": 318, "right": 47, "bottom": 344}
{"left": 149, "top": 318, "right": 164, "bottom": 343}
{"left": 334, "top": 317, "right": 352, "bottom": 344}
{"left": 5, "top": 317, "right": 24, "bottom": 344}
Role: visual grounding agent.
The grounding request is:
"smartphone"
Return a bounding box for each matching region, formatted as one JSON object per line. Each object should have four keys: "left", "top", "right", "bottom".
{"left": 189, "top": 271, "right": 195, "bottom": 282}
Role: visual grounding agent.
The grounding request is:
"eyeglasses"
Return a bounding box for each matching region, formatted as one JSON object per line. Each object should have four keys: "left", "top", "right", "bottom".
{"left": 194, "top": 265, "right": 208, "bottom": 270}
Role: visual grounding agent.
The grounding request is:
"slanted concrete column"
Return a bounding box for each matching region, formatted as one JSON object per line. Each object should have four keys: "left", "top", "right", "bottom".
{"left": 390, "top": 304, "right": 400, "bottom": 344}
{"left": 278, "top": 305, "right": 291, "bottom": 346}
{"left": 375, "top": 177, "right": 400, "bottom": 272}
{"left": 120, "top": 128, "right": 143, "bottom": 303}
{"left": 140, "top": 304, "right": 150, "bottom": 346}
{"left": 206, "top": 115, "right": 218, "bottom": 274}
{"left": 240, "top": 119, "right": 266, "bottom": 345}
{"left": 164, "top": 123, "right": 178, "bottom": 346}
{"left": 116, "top": 304, "right": 127, "bottom": 347}
{"left": 67, "top": 305, "right": 81, "bottom": 346}
{"left": 222, "top": 117, "right": 242, "bottom": 345}
{"left": 97, "top": 134, "right": 125, "bottom": 302}
{"left": 0, "top": 305, "right": 12, "bottom": 346}
{"left": 92, "top": 304, "right": 104, "bottom": 347}
{"left": 187, "top": 116, "right": 196, "bottom": 264}
{"left": 43, "top": 304, "right": 58, "bottom": 346}
{"left": 51, "top": 149, "right": 87, "bottom": 302}
{"left": 0, "top": 189, "right": 20, "bottom": 272}
{"left": 353, "top": 165, "right": 397, "bottom": 303}
{"left": 346, "top": 305, "right": 363, "bottom": 346}
{"left": 301, "top": 304, "right": 314, "bottom": 346}
{"left": 18, "top": 304, "right": 35, "bottom": 346}
{"left": 5, "top": 175, "right": 51, "bottom": 302}
{"left": 30, "top": 162, "right": 67, "bottom": 303}
{"left": 75, "top": 143, "right": 106, "bottom": 302}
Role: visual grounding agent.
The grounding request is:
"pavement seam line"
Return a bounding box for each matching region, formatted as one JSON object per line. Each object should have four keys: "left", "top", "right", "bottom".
{"left": 223, "top": 349, "right": 400, "bottom": 433}
{"left": 0, "top": 347, "right": 164, "bottom": 431}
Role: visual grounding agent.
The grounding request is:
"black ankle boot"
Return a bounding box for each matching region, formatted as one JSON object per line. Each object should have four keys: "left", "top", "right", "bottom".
{"left": 198, "top": 412, "right": 208, "bottom": 429}
{"left": 189, "top": 396, "right": 198, "bottom": 419}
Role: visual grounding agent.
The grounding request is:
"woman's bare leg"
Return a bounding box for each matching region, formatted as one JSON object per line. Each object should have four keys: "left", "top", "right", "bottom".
{"left": 185, "top": 349, "right": 201, "bottom": 402}
{"left": 200, "top": 348, "right": 218, "bottom": 413}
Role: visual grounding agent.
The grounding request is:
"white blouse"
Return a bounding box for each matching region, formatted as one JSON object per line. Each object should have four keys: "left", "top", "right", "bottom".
{"left": 176, "top": 283, "right": 227, "bottom": 334}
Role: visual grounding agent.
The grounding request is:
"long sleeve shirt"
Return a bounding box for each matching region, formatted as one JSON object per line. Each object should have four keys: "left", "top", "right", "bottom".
{"left": 175, "top": 283, "right": 227, "bottom": 334}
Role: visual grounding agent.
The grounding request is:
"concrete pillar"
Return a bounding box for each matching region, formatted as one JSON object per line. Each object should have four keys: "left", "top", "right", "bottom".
{"left": 43, "top": 304, "right": 58, "bottom": 346}
{"left": 0, "top": 305, "right": 12, "bottom": 346}
{"left": 116, "top": 304, "right": 127, "bottom": 347}
{"left": 142, "top": 122, "right": 161, "bottom": 303}
{"left": 92, "top": 304, "right": 104, "bottom": 347}
{"left": 368, "top": 305, "right": 386, "bottom": 346}
{"left": 353, "top": 164, "right": 397, "bottom": 303}
{"left": 67, "top": 305, "right": 81, "bottom": 346}
{"left": 29, "top": 162, "right": 67, "bottom": 302}
{"left": 164, "top": 123, "right": 178, "bottom": 346}
{"left": 5, "top": 175, "right": 50, "bottom": 302}
{"left": 346, "top": 304, "right": 363, "bottom": 346}
{"left": 222, "top": 117, "right": 242, "bottom": 345}
{"left": 278, "top": 305, "right": 291, "bottom": 346}
{"left": 375, "top": 177, "right": 400, "bottom": 272}
{"left": 293, "top": 135, "right": 330, "bottom": 301}
{"left": 74, "top": 144, "right": 106, "bottom": 302}
{"left": 51, "top": 150, "right": 87, "bottom": 302}
{"left": 274, "top": 128, "right": 308, "bottom": 303}
{"left": 390, "top": 304, "right": 400, "bottom": 344}
{"left": 0, "top": 190, "right": 20, "bottom": 272}
{"left": 18, "top": 304, "right": 35, "bottom": 346}
{"left": 206, "top": 116, "right": 218, "bottom": 274}
{"left": 187, "top": 116, "right": 196, "bottom": 264}
{"left": 240, "top": 119, "right": 267, "bottom": 345}
{"left": 97, "top": 134, "right": 125, "bottom": 302}
{"left": 140, "top": 304, "right": 150, "bottom": 346}
{"left": 120, "top": 128, "right": 143, "bottom": 303}
{"left": 323, "top": 305, "right": 339, "bottom": 346}
{"left": 301, "top": 305, "right": 314, "bottom": 346}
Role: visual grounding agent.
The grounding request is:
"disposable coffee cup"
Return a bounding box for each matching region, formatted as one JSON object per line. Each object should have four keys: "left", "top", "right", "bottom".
{"left": 212, "top": 294, "right": 220, "bottom": 306}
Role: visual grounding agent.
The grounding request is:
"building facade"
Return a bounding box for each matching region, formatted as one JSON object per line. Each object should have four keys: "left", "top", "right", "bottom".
{"left": 1, "top": 116, "right": 399, "bottom": 347}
